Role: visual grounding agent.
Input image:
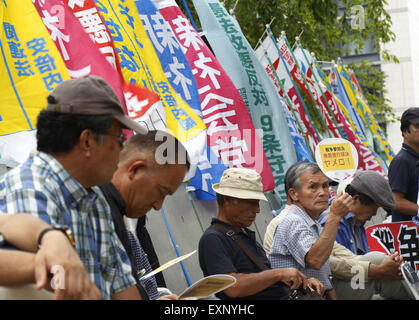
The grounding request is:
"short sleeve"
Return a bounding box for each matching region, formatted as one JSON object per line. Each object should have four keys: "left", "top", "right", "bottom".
{"left": 274, "top": 216, "right": 319, "bottom": 268}
{"left": 199, "top": 233, "right": 237, "bottom": 276}
{"left": 388, "top": 157, "right": 409, "bottom": 194}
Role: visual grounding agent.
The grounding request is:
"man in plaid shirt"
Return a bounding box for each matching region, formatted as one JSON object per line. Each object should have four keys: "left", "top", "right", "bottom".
{"left": 269, "top": 161, "right": 353, "bottom": 300}
{"left": 0, "top": 76, "right": 150, "bottom": 300}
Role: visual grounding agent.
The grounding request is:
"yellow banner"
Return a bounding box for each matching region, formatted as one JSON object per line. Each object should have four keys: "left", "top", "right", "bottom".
{"left": 337, "top": 65, "right": 394, "bottom": 162}
{"left": 97, "top": 0, "right": 205, "bottom": 143}
{"left": 0, "top": 0, "right": 69, "bottom": 136}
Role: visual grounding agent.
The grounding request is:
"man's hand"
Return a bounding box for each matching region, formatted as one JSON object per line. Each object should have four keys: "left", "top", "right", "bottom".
{"left": 329, "top": 192, "right": 353, "bottom": 219}
{"left": 158, "top": 294, "right": 179, "bottom": 300}
{"left": 277, "top": 268, "right": 307, "bottom": 290}
{"left": 371, "top": 252, "right": 404, "bottom": 280}
{"left": 307, "top": 277, "right": 325, "bottom": 295}
{"left": 34, "top": 231, "right": 101, "bottom": 300}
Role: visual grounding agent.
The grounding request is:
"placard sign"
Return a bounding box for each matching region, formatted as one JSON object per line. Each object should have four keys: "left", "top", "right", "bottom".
{"left": 315, "top": 138, "right": 358, "bottom": 182}
{"left": 366, "top": 222, "right": 419, "bottom": 271}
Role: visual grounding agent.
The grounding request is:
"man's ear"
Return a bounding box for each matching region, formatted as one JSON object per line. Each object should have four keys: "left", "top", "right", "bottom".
{"left": 78, "top": 129, "right": 95, "bottom": 157}
{"left": 127, "top": 159, "right": 146, "bottom": 180}
{"left": 288, "top": 188, "right": 298, "bottom": 202}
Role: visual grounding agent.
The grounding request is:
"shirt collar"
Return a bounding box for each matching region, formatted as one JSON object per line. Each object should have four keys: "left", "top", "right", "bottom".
{"left": 343, "top": 212, "right": 356, "bottom": 221}
{"left": 402, "top": 143, "right": 419, "bottom": 158}
{"left": 289, "top": 204, "right": 321, "bottom": 228}
{"left": 100, "top": 182, "right": 126, "bottom": 216}
{"left": 36, "top": 151, "right": 91, "bottom": 206}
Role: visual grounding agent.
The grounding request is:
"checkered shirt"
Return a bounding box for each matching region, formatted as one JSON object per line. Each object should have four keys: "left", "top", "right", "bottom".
{"left": 0, "top": 152, "right": 136, "bottom": 299}
{"left": 269, "top": 204, "right": 333, "bottom": 290}
{"left": 126, "top": 230, "right": 159, "bottom": 300}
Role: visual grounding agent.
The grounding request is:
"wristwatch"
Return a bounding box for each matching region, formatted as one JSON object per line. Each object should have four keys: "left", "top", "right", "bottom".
{"left": 37, "top": 225, "right": 75, "bottom": 249}
{"left": 0, "top": 232, "right": 5, "bottom": 247}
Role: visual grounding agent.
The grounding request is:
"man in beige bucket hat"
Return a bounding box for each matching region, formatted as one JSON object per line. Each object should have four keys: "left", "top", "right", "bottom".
{"left": 198, "top": 168, "right": 325, "bottom": 300}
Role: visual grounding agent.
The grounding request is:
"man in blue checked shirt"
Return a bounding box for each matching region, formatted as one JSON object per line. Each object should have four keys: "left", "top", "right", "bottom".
{"left": 0, "top": 76, "right": 156, "bottom": 300}
{"left": 269, "top": 161, "right": 353, "bottom": 300}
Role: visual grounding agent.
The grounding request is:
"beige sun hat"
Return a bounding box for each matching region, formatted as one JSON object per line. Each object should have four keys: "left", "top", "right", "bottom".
{"left": 212, "top": 168, "right": 268, "bottom": 201}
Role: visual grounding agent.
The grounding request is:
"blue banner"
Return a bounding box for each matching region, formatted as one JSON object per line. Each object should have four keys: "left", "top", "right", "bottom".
{"left": 281, "top": 99, "right": 313, "bottom": 162}
{"left": 135, "top": 0, "right": 225, "bottom": 200}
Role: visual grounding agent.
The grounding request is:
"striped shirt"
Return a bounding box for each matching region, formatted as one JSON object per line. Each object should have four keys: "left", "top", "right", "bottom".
{"left": 0, "top": 152, "right": 136, "bottom": 299}
{"left": 269, "top": 204, "right": 333, "bottom": 290}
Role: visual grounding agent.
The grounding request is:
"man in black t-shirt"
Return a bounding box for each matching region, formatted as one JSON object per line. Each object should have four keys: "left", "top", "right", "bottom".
{"left": 101, "top": 130, "right": 189, "bottom": 299}
{"left": 388, "top": 108, "right": 419, "bottom": 222}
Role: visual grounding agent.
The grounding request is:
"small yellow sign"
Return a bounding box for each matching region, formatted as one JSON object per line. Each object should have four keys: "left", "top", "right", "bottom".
{"left": 318, "top": 143, "right": 355, "bottom": 172}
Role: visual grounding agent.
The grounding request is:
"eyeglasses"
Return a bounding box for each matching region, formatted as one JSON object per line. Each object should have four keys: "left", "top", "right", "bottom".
{"left": 103, "top": 132, "right": 126, "bottom": 147}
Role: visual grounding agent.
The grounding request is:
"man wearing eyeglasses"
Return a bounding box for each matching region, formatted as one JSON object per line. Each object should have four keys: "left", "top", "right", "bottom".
{"left": 0, "top": 76, "right": 151, "bottom": 300}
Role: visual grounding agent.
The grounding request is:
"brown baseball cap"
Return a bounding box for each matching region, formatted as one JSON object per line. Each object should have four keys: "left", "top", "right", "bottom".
{"left": 46, "top": 75, "right": 148, "bottom": 135}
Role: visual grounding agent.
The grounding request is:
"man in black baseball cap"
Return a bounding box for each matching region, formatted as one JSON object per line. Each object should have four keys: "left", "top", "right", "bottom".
{"left": 388, "top": 107, "right": 419, "bottom": 222}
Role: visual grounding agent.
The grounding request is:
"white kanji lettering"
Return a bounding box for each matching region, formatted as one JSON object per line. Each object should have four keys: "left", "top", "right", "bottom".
{"left": 172, "top": 15, "right": 203, "bottom": 51}
{"left": 67, "top": 0, "right": 86, "bottom": 9}
{"left": 201, "top": 94, "right": 237, "bottom": 136}
{"left": 74, "top": 8, "right": 110, "bottom": 44}
{"left": 41, "top": 9, "right": 70, "bottom": 60}
{"left": 212, "top": 136, "right": 248, "bottom": 167}
{"left": 165, "top": 56, "right": 192, "bottom": 100}
{"left": 124, "top": 92, "right": 152, "bottom": 120}
{"left": 140, "top": 15, "right": 164, "bottom": 54}
{"left": 194, "top": 52, "right": 221, "bottom": 89}
{"left": 150, "top": 13, "right": 179, "bottom": 54}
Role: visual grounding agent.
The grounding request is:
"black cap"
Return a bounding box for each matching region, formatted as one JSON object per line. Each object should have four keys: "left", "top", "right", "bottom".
{"left": 401, "top": 107, "right": 419, "bottom": 131}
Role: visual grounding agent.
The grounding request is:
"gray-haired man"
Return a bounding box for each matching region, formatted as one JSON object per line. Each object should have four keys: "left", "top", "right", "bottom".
{"left": 198, "top": 168, "right": 325, "bottom": 300}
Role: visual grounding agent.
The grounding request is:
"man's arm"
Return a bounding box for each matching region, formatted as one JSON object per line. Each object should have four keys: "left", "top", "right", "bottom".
{"left": 0, "top": 213, "right": 53, "bottom": 252}
{"left": 224, "top": 268, "right": 307, "bottom": 298}
{"left": 0, "top": 213, "right": 101, "bottom": 299}
{"left": 112, "top": 285, "right": 143, "bottom": 300}
{"left": 392, "top": 191, "right": 418, "bottom": 216}
{"left": 0, "top": 250, "right": 36, "bottom": 285}
{"left": 305, "top": 193, "right": 353, "bottom": 270}
{"left": 329, "top": 242, "right": 369, "bottom": 281}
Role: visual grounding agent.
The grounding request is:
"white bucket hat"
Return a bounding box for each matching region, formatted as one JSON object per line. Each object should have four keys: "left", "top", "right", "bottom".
{"left": 212, "top": 168, "right": 268, "bottom": 201}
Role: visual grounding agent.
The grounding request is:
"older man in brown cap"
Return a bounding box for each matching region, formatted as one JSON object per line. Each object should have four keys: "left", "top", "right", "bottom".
{"left": 198, "top": 168, "right": 325, "bottom": 300}
{"left": 0, "top": 75, "right": 150, "bottom": 300}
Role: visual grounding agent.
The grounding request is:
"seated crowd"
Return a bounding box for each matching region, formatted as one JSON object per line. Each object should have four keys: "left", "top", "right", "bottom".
{"left": 0, "top": 76, "right": 412, "bottom": 300}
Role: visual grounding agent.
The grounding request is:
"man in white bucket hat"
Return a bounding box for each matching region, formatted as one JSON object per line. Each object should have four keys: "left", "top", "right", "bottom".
{"left": 198, "top": 168, "right": 325, "bottom": 300}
